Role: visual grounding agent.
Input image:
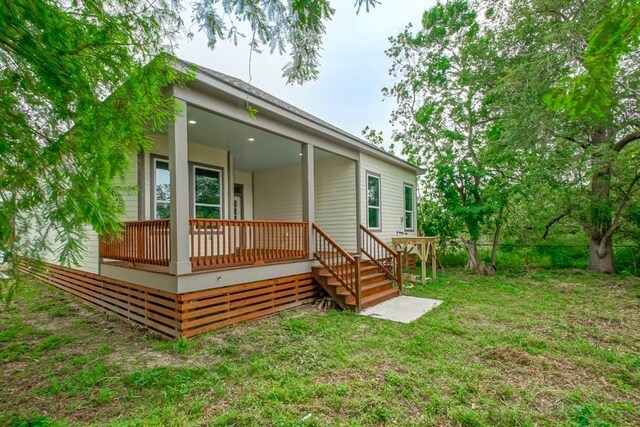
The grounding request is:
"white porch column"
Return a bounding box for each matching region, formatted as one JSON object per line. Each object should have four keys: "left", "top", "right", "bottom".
{"left": 228, "top": 151, "right": 235, "bottom": 219}
{"left": 355, "top": 156, "right": 362, "bottom": 255}
{"left": 169, "top": 98, "right": 192, "bottom": 275}
{"left": 302, "top": 144, "right": 315, "bottom": 259}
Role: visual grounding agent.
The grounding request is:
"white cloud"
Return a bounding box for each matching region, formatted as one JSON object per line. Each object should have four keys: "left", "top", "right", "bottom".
{"left": 176, "top": 1, "right": 435, "bottom": 146}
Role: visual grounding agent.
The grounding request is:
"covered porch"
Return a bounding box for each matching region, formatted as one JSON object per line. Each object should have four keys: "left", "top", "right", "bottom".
{"left": 99, "top": 100, "right": 358, "bottom": 276}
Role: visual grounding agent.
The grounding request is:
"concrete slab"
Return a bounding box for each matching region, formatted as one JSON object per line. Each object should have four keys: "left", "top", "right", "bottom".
{"left": 358, "top": 296, "right": 443, "bottom": 324}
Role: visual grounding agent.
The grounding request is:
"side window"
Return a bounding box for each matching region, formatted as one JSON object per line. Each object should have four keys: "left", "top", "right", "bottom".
{"left": 367, "top": 173, "right": 381, "bottom": 229}
{"left": 153, "top": 158, "right": 170, "bottom": 219}
{"left": 404, "top": 183, "right": 414, "bottom": 230}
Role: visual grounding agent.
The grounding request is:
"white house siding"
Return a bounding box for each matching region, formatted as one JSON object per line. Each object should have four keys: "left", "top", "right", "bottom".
{"left": 314, "top": 154, "right": 357, "bottom": 252}
{"left": 253, "top": 164, "right": 302, "bottom": 221}
{"left": 359, "top": 152, "right": 418, "bottom": 245}
{"left": 24, "top": 148, "right": 139, "bottom": 274}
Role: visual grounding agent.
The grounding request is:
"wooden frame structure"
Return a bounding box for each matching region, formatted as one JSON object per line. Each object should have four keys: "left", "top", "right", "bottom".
{"left": 20, "top": 259, "right": 321, "bottom": 339}
{"left": 391, "top": 237, "right": 437, "bottom": 284}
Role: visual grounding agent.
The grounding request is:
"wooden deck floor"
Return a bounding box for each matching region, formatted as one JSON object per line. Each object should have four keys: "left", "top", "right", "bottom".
{"left": 102, "top": 256, "right": 311, "bottom": 275}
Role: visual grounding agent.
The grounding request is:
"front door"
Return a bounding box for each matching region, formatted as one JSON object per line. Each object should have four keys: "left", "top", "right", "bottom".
{"left": 233, "top": 184, "right": 244, "bottom": 220}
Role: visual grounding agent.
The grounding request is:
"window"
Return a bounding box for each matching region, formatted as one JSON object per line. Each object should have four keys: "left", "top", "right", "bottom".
{"left": 367, "top": 173, "right": 381, "bottom": 229}
{"left": 404, "top": 183, "right": 414, "bottom": 230}
{"left": 153, "top": 158, "right": 170, "bottom": 219}
{"left": 193, "top": 166, "right": 222, "bottom": 219}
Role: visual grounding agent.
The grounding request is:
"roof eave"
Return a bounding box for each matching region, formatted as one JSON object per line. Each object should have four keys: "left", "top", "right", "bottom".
{"left": 174, "top": 59, "right": 425, "bottom": 175}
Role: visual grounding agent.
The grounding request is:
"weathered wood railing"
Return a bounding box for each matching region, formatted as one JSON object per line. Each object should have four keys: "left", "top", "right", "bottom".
{"left": 99, "top": 219, "right": 170, "bottom": 266}
{"left": 360, "top": 225, "right": 403, "bottom": 293}
{"left": 312, "top": 223, "right": 361, "bottom": 310}
{"left": 189, "top": 219, "right": 308, "bottom": 268}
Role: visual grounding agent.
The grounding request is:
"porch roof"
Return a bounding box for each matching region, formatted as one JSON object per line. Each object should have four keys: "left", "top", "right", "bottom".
{"left": 176, "top": 59, "right": 425, "bottom": 175}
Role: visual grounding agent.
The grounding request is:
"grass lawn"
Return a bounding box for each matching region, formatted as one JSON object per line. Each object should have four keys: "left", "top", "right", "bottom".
{"left": 1, "top": 269, "right": 639, "bottom": 426}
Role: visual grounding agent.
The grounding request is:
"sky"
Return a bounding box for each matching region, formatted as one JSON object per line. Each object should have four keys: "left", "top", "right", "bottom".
{"left": 176, "top": 1, "right": 436, "bottom": 145}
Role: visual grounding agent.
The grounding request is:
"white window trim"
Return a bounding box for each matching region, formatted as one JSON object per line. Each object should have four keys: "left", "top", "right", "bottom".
{"left": 192, "top": 164, "right": 223, "bottom": 219}
{"left": 366, "top": 172, "right": 382, "bottom": 231}
{"left": 152, "top": 156, "right": 170, "bottom": 219}
{"left": 404, "top": 182, "right": 415, "bottom": 231}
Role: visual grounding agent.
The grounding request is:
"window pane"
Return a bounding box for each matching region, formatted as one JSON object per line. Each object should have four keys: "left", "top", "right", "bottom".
{"left": 195, "top": 168, "right": 221, "bottom": 205}
{"left": 405, "top": 185, "right": 413, "bottom": 211}
{"left": 368, "top": 207, "right": 379, "bottom": 228}
{"left": 196, "top": 205, "right": 220, "bottom": 219}
{"left": 405, "top": 212, "right": 413, "bottom": 229}
{"left": 156, "top": 202, "right": 170, "bottom": 219}
{"left": 155, "top": 160, "right": 170, "bottom": 203}
{"left": 367, "top": 175, "right": 380, "bottom": 207}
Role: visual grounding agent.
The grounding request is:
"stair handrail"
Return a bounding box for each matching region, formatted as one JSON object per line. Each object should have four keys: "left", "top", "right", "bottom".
{"left": 359, "top": 225, "right": 403, "bottom": 293}
{"left": 312, "top": 223, "right": 361, "bottom": 309}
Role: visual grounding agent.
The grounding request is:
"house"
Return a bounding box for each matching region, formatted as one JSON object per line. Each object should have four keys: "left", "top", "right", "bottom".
{"left": 21, "top": 60, "right": 423, "bottom": 339}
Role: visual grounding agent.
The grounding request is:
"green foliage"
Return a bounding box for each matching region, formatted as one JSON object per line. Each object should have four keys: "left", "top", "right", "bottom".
{"left": 361, "top": 125, "right": 395, "bottom": 155}
{"left": 386, "top": 0, "right": 511, "bottom": 258}
{"left": 0, "top": 0, "right": 190, "bottom": 300}
{"left": 495, "top": 0, "right": 640, "bottom": 272}
{"left": 388, "top": 0, "right": 639, "bottom": 272}
{"left": 545, "top": 0, "right": 640, "bottom": 121}
{"left": 193, "top": 0, "right": 377, "bottom": 84}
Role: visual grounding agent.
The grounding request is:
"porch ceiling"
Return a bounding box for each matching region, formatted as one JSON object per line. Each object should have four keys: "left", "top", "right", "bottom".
{"left": 186, "top": 105, "right": 306, "bottom": 173}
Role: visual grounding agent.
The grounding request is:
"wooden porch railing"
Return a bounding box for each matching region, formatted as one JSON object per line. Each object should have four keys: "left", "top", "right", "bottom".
{"left": 99, "top": 219, "right": 170, "bottom": 266}
{"left": 312, "top": 223, "right": 361, "bottom": 310}
{"left": 360, "top": 225, "right": 403, "bottom": 293}
{"left": 189, "top": 219, "right": 308, "bottom": 268}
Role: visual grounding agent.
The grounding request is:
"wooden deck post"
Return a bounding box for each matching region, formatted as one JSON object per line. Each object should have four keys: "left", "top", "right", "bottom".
{"left": 354, "top": 254, "right": 361, "bottom": 312}
{"left": 431, "top": 240, "right": 437, "bottom": 280}
{"left": 355, "top": 158, "right": 362, "bottom": 255}
{"left": 168, "top": 96, "right": 192, "bottom": 275}
{"left": 302, "top": 144, "right": 315, "bottom": 259}
{"left": 396, "top": 251, "right": 403, "bottom": 293}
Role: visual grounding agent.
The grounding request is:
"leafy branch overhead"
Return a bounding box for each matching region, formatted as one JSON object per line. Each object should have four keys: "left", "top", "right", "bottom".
{"left": 193, "top": 0, "right": 380, "bottom": 84}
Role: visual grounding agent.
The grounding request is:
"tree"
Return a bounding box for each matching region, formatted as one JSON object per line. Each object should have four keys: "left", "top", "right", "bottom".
{"left": 0, "top": 0, "right": 381, "bottom": 301}
{"left": 498, "top": 0, "right": 640, "bottom": 273}
{"left": 1, "top": 0, "right": 188, "bottom": 301}
{"left": 385, "top": 0, "right": 510, "bottom": 274}
{"left": 417, "top": 195, "right": 463, "bottom": 268}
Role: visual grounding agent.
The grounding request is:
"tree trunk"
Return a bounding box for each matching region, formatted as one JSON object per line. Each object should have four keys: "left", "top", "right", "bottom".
{"left": 586, "top": 129, "right": 616, "bottom": 274}
{"left": 460, "top": 237, "right": 491, "bottom": 275}
{"left": 587, "top": 236, "right": 615, "bottom": 274}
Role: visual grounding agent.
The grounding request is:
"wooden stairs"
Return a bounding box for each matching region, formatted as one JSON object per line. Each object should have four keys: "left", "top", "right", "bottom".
{"left": 312, "top": 223, "right": 403, "bottom": 312}
{"left": 312, "top": 259, "right": 400, "bottom": 311}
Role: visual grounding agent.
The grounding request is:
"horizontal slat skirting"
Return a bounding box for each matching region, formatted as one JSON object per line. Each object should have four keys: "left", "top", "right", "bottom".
{"left": 19, "top": 259, "right": 322, "bottom": 340}
{"left": 178, "top": 281, "right": 317, "bottom": 320}
{"left": 182, "top": 287, "right": 320, "bottom": 329}
{"left": 179, "top": 274, "right": 322, "bottom": 335}
{"left": 19, "top": 261, "right": 181, "bottom": 339}
{"left": 182, "top": 298, "right": 319, "bottom": 338}
{"left": 177, "top": 273, "right": 313, "bottom": 302}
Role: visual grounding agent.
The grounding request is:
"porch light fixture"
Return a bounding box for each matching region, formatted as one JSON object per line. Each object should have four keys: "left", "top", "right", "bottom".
{"left": 248, "top": 137, "right": 255, "bottom": 142}
{"left": 188, "top": 120, "right": 197, "bottom": 124}
{"left": 299, "top": 152, "right": 303, "bottom": 156}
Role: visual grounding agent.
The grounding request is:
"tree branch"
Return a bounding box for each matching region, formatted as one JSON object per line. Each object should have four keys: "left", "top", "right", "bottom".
{"left": 542, "top": 209, "right": 569, "bottom": 240}
{"left": 601, "top": 170, "right": 640, "bottom": 244}
{"left": 614, "top": 131, "right": 640, "bottom": 152}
